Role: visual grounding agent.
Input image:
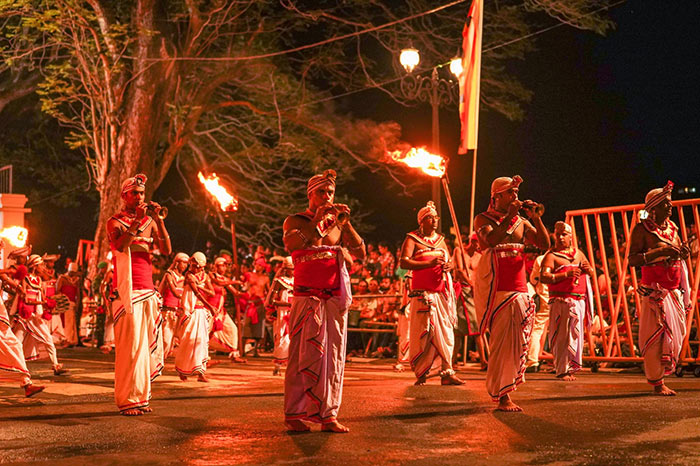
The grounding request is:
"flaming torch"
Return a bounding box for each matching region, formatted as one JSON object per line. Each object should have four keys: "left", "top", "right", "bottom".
{"left": 198, "top": 172, "right": 245, "bottom": 358}
{"left": 386, "top": 147, "right": 467, "bottom": 267}
{"left": 0, "top": 226, "right": 29, "bottom": 248}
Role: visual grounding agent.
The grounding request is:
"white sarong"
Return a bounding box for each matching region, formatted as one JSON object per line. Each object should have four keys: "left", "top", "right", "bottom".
{"left": 1, "top": 299, "right": 31, "bottom": 387}
{"left": 408, "top": 288, "right": 456, "bottom": 378}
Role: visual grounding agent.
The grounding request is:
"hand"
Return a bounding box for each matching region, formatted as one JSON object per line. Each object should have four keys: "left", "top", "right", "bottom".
{"left": 507, "top": 200, "right": 522, "bottom": 217}
{"left": 662, "top": 245, "right": 681, "bottom": 259}
{"left": 442, "top": 261, "right": 454, "bottom": 273}
{"left": 135, "top": 203, "right": 148, "bottom": 220}
{"left": 581, "top": 263, "right": 594, "bottom": 276}
{"left": 567, "top": 268, "right": 582, "bottom": 279}
{"left": 428, "top": 256, "right": 446, "bottom": 267}
{"left": 522, "top": 201, "right": 543, "bottom": 219}
{"left": 312, "top": 203, "right": 335, "bottom": 224}
{"left": 147, "top": 202, "right": 163, "bottom": 219}
{"left": 679, "top": 244, "right": 691, "bottom": 260}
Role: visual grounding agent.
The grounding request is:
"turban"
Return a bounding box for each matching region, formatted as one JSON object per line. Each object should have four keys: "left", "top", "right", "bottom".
{"left": 491, "top": 175, "right": 523, "bottom": 197}
{"left": 42, "top": 253, "right": 60, "bottom": 262}
{"left": 417, "top": 201, "right": 438, "bottom": 224}
{"left": 218, "top": 249, "right": 232, "bottom": 257}
{"left": 121, "top": 173, "right": 147, "bottom": 196}
{"left": 307, "top": 169, "right": 337, "bottom": 196}
{"left": 8, "top": 245, "right": 32, "bottom": 259}
{"left": 214, "top": 257, "right": 227, "bottom": 266}
{"left": 169, "top": 252, "right": 189, "bottom": 271}
{"left": 67, "top": 262, "right": 79, "bottom": 273}
{"left": 644, "top": 180, "right": 674, "bottom": 212}
{"left": 282, "top": 256, "right": 293, "bottom": 269}
{"left": 26, "top": 254, "right": 43, "bottom": 269}
{"left": 554, "top": 221, "right": 572, "bottom": 235}
{"left": 190, "top": 252, "right": 207, "bottom": 267}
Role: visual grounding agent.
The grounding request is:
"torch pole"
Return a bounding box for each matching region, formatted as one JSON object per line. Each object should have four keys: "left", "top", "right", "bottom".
{"left": 230, "top": 215, "right": 245, "bottom": 359}
{"left": 441, "top": 173, "right": 466, "bottom": 265}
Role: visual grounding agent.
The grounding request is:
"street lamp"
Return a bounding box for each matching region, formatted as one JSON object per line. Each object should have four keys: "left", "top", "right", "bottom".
{"left": 398, "top": 47, "right": 461, "bottom": 231}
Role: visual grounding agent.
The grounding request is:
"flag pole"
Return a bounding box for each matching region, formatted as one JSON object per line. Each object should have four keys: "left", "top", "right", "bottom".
{"left": 468, "top": 147, "right": 477, "bottom": 233}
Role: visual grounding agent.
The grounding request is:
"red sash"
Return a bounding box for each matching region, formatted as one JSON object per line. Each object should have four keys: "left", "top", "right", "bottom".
{"left": 411, "top": 249, "right": 446, "bottom": 292}
{"left": 292, "top": 247, "right": 340, "bottom": 296}
{"left": 494, "top": 245, "right": 527, "bottom": 292}
{"left": 549, "top": 264, "right": 587, "bottom": 299}
{"left": 641, "top": 261, "right": 682, "bottom": 290}
{"left": 162, "top": 271, "right": 183, "bottom": 308}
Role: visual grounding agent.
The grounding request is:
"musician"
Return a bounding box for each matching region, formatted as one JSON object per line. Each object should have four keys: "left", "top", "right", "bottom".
{"left": 11, "top": 255, "right": 67, "bottom": 376}
{"left": 55, "top": 263, "right": 81, "bottom": 346}
{"left": 399, "top": 201, "right": 464, "bottom": 386}
{"left": 473, "top": 175, "right": 549, "bottom": 412}
{"left": 265, "top": 257, "right": 294, "bottom": 375}
{"left": 106, "top": 173, "right": 171, "bottom": 416}
{"left": 158, "top": 253, "right": 188, "bottom": 358}
{"left": 628, "top": 181, "right": 691, "bottom": 396}
{"left": 281, "top": 169, "right": 364, "bottom": 433}
{"left": 208, "top": 256, "right": 245, "bottom": 362}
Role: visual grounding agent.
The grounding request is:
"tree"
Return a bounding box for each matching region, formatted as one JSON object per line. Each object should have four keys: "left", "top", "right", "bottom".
{"left": 0, "top": 0, "right": 614, "bottom": 265}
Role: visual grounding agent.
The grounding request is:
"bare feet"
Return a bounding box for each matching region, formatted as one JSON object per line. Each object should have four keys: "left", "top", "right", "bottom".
{"left": 139, "top": 406, "right": 153, "bottom": 413}
{"left": 393, "top": 363, "right": 405, "bottom": 372}
{"left": 653, "top": 384, "right": 676, "bottom": 396}
{"left": 100, "top": 345, "right": 113, "bottom": 354}
{"left": 441, "top": 374, "right": 465, "bottom": 385}
{"left": 179, "top": 374, "right": 188, "bottom": 381}
{"left": 53, "top": 367, "right": 68, "bottom": 376}
{"left": 197, "top": 373, "right": 209, "bottom": 383}
{"left": 121, "top": 408, "right": 143, "bottom": 416}
{"left": 558, "top": 373, "right": 576, "bottom": 382}
{"left": 321, "top": 420, "right": 350, "bottom": 433}
{"left": 414, "top": 376, "right": 427, "bottom": 386}
{"left": 272, "top": 366, "right": 281, "bottom": 376}
{"left": 230, "top": 356, "right": 247, "bottom": 363}
{"left": 24, "top": 384, "right": 45, "bottom": 398}
{"left": 285, "top": 419, "right": 311, "bottom": 432}
{"left": 496, "top": 395, "right": 523, "bottom": 412}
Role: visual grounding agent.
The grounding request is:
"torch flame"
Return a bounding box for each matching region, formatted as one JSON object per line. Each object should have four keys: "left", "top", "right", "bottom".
{"left": 0, "top": 226, "right": 28, "bottom": 248}
{"left": 387, "top": 147, "right": 446, "bottom": 178}
{"left": 198, "top": 172, "right": 239, "bottom": 212}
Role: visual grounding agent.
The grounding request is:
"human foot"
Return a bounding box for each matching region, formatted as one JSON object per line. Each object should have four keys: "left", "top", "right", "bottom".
{"left": 120, "top": 408, "right": 143, "bottom": 416}
{"left": 24, "top": 384, "right": 45, "bottom": 398}
{"left": 414, "top": 376, "right": 427, "bottom": 386}
{"left": 558, "top": 373, "right": 576, "bottom": 382}
{"left": 653, "top": 384, "right": 676, "bottom": 396}
{"left": 179, "top": 374, "right": 188, "bottom": 381}
{"left": 441, "top": 374, "right": 465, "bottom": 385}
{"left": 197, "top": 373, "right": 209, "bottom": 383}
{"left": 321, "top": 420, "right": 350, "bottom": 433}
{"left": 139, "top": 406, "right": 153, "bottom": 413}
{"left": 53, "top": 367, "right": 68, "bottom": 376}
{"left": 230, "top": 356, "right": 247, "bottom": 363}
{"left": 496, "top": 395, "right": 523, "bottom": 412}
{"left": 284, "top": 420, "right": 311, "bottom": 432}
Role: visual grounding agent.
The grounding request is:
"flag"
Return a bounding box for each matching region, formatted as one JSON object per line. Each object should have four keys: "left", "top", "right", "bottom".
{"left": 458, "top": 0, "right": 483, "bottom": 154}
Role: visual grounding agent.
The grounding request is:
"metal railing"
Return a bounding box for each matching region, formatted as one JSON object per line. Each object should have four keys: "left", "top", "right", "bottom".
{"left": 0, "top": 165, "right": 12, "bottom": 193}
{"left": 564, "top": 198, "right": 700, "bottom": 365}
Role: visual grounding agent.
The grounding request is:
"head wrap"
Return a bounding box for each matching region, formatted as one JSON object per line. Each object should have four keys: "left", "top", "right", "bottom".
{"left": 169, "top": 252, "right": 189, "bottom": 271}
{"left": 8, "top": 245, "right": 32, "bottom": 259}
{"left": 42, "top": 253, "right": 60, "bottom": 262}
{"left": 307, "top": 169, "right": 337, "bottom": 196}
{"left": 26, "top": 254, "right": 43, "bottom": 269}
{"left": 417, "top": 201, "right": 438, "bottom": 225}
{"left": 282, "top": 256, "right": 293, "bottom": 269}
{"left": 554, "top": 221, "right": 572, "bottom": 235}
{"left": 67, "top": 262, "right": 79, "bottom": 273}
{"left": 190, "top": 252, "right": 206, "bottom": 267}
{"left": 491, "top": 175, "right": 523, "bottom": 197}
{"left": 644, "top": 180, "right": 674, "bottom": 212}
{"left": 214, "top": 257, "right": 227, "bottom": 266}
{"left": 121, "top": 173, "right": 147, "bottom": 196}
{"left": 218, "top": 249, "right": 232, "bottom": 258}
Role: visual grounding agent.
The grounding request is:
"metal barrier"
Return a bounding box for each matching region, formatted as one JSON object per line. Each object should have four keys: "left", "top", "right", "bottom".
{"left": 564, "top": 198, "right": 700, "bottom": 366}
{"left": 0, "top": 165, "right": 12, "bottom": 193}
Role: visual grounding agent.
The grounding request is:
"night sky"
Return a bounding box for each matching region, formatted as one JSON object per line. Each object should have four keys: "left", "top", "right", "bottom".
{"left": 22, "top": 1, "right": 700, "bottom": 256}
{"left": 351, "top": 0, "right": 700, "bottom": 246}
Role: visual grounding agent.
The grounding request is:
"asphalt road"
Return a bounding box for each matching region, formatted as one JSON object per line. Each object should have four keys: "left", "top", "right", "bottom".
{"left": 2, "top": 349, "right": 700, "bottom": 465}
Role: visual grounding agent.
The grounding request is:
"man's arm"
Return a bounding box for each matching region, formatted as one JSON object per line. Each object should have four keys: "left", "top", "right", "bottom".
{"left": 107, "top": 215, "right": 144, "bottom": 253}
{"left": 399, "top": 237, "right": 442, "bottom": 271}
{"left": 523, "top": 215, "right": 550, "bottom": 250}
{"left": 475, "top": 202, "right": 521, "bottom": 248}
{"left": 628, "top": 224, "right": 681, "bottom": 267}
{"left": 151, "top": 213, "right": 172, "bottom": 256}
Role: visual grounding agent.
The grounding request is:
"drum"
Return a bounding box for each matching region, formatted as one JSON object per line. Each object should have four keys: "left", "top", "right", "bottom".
{"left": 51, "top": 293, "right": 74, "bottom": 314}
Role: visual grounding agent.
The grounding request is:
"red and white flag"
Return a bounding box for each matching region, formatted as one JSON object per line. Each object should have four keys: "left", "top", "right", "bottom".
{"left": 458, "top": 0, "right": 483, "bottom": 154}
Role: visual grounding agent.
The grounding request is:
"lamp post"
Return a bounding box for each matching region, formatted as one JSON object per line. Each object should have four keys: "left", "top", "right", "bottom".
{"left": 398, "top": 48, "right": 462, "bottom": 231}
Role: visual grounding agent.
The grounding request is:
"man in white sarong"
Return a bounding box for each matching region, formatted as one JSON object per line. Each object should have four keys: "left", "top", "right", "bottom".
{"left": 540, "top": 222, "right": 595, "bottom": 381}
{"left": 282, "top": 169, "right": 365, "bottom": 433}
{"left": 399, "top": 201, "right": 464, "bottom": 386}
{"left": 176, "top": 252, "right": 216, "bottom": 382}
{"left": 107, "top": 173, "right": 171, "bottom": 416}
{"left": 159, "top": 253, "right": 188, "bottom": 358}
{"left": 208, "top": 256, "right": 244, "bottom": 362}
{"left": 628, "top": 181, "right": 691, "bottom": 396}
{"left": 0, "top": 262, "right": 45, "bottom": 397}
{"left": 265, "top": 257, "right": 294, "bottom": 375}
{"left": 394, "top": 273, "right": 411, "bottom": 372}
{"left": 474, "top": 175, "right": 550, "bottom": 412}
{"left": 11, "top": 255, "right": 67, "bottom": 376}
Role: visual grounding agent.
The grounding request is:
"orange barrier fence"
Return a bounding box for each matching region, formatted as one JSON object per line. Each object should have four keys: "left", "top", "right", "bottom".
{"left": 564, "top": 198, "right": 700, "bottom": 367}
{"left": 76, "top": 239, "right": 95, "bottom": 267}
